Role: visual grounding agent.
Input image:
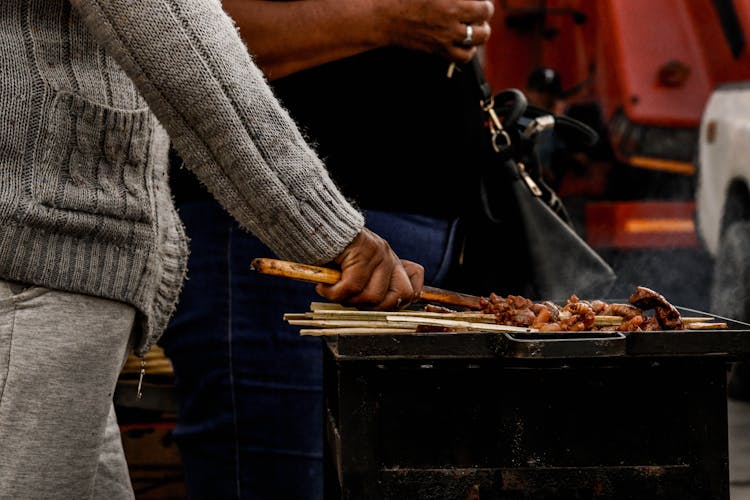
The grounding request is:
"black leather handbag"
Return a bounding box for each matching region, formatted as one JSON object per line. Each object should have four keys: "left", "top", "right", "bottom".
{"left": 457, "top": 57, "right": 617, "bottom": 301}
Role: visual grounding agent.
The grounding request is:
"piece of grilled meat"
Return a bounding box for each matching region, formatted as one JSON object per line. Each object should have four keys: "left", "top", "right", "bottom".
{"left": 629, "top": 286, "right": 684, "bottom": 330}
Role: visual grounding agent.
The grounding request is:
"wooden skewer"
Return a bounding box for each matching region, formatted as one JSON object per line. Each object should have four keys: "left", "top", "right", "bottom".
{"left": 283, "top": 313, "right": 313, "bottom": 321}
{"left": 593, "top": 315, "right": 623, "bottom": 326}
{"left": 300, "top": 328, "right": 417, "bottom": 336}
{"left": 288, "top": 319, "right": 420, "bottom": 329}
{"left": 685, "top": 322, "right": 727, "bottom": 330}
{"left": 682, "top": 317, "right": 716, "bottom": 323}
{"left": 310, "top": 309, "right": 497, "bottom": 323}
{"left": 387, "top": 315, "right": 537, "bottom": 333}
{"left": 252, "top": 258, "right": 483, "bottom": 309}
{"left": 310, "top": 302, "right": 357, "bottom": 312}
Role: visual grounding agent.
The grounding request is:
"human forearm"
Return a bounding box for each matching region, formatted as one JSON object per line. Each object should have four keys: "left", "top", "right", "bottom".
{"left": 225, "top": 0, "right": 495, "bottom": 80}
{"left": 224, "top": 0, "right": 383, "bottom": 79}
{"left": 71, "top": 0, "right": 363, "bottom": 264}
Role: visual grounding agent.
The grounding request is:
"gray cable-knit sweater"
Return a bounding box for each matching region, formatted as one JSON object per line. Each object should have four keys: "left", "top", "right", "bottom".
{"left": 0, "top": 0, "right": 364, "bottom": 356}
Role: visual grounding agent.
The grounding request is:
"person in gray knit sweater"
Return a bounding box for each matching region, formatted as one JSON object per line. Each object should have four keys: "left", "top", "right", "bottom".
{"left": 0, "top": 1, "right": 423, "bottom": 498}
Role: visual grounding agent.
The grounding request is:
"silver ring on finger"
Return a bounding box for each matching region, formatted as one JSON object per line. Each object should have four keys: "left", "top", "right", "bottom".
{"left": 462, "top": 24, "right": 474, "bottom": 47}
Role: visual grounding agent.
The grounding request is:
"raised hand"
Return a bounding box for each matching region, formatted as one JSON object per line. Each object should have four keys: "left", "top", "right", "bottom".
{"left": 374, "top": 0, "right": 495, "bottom": 63}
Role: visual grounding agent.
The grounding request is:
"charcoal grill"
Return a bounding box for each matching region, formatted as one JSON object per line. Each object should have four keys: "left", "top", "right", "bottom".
{"left": 322, "top": 306, "right": 750, "bottom": 500}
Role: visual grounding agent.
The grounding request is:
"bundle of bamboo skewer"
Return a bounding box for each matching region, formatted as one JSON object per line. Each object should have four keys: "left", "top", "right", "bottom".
{"left": 285, "top": 302, "right": 531, "bottom": 336}
{"left": 284, "top": 302, "right": 727, "bottom": 336}
{"left": 250, "top": 258, "right": 729, "bottom": 335}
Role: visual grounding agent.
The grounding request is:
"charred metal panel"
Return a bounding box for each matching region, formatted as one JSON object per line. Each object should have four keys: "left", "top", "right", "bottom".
{"left": 324, "top": 349, "right": 730, "bottom": 499}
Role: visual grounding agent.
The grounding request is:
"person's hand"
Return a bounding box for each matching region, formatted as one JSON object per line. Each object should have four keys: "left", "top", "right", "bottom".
{"left": 373, "top": 0, "right": 494, "bottom": 64}
{"left": 315, "top": 228, "right": 424, "bottom": 310}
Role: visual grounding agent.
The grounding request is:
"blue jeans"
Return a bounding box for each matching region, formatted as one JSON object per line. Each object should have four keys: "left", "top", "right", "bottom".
{"left": 160, "top": 201, "right": 459, "bottom": 499}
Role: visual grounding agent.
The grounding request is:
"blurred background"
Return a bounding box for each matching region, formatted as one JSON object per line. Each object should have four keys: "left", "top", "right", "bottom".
{"left": 488, "top": 2, "right": 750, "bottom": 498}
{"left": 485, "top": 0, "right": 750, "bottom": 314}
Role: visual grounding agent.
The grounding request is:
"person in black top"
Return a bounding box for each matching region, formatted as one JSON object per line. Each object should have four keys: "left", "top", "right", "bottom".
{"left": 161, "top": 1, "right": 495, "bottom": 498}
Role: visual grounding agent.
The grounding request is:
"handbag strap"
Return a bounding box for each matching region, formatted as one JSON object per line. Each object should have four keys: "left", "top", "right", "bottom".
{"left": 468, "top": 56, "right": 493, "bottom": 103}
{"left": 464, "top": 56, "right": 573, "bottom": 223}
{"left": 464, "top": 56, "right": 527, "bottom": 156}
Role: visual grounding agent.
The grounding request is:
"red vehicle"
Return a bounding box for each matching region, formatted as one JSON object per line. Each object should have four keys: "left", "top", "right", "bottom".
{"left": 482, "top": 0, "right": 750, "bottom": 307}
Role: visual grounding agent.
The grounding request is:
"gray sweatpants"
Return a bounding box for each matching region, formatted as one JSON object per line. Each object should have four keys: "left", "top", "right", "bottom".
{"left": 0, "top": 280, "right": 136, "bottom": 499}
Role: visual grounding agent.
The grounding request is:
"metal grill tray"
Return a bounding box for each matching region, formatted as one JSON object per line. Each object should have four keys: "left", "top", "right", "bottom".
{"left": 327, "top": 306, "right": 750, "bottom": 360}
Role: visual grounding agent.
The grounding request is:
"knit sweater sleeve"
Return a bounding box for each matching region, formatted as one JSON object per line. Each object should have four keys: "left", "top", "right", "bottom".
{"left": 69, "top": 0, "right": 364, "bottom": 265}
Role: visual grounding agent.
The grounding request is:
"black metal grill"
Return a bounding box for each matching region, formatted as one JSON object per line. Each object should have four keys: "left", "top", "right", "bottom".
{"left": 322, "top": 307, "right": 750, "bottom": 499}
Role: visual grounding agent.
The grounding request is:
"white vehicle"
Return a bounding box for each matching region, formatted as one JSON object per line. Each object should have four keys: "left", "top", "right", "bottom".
{"left": 696, "top": 82, "right": 750, "bottom": 321}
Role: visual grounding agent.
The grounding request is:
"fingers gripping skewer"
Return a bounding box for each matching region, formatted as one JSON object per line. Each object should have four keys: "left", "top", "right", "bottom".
{"left": 250, "top": 258, "right": 483, "bottom": 310}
